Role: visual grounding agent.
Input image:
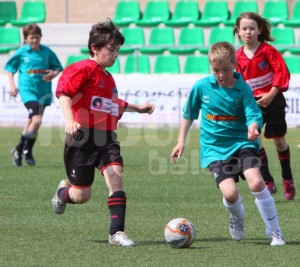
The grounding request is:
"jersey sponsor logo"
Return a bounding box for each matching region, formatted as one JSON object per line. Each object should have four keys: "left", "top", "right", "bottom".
{"left": 206, "top": 114, "right": 238, "bottom": 121}
{"left": 99, "top": 80, "right": 105, "bottom": 88}
{"left": 27, "top": 69, "right": 49, "bottom": 74}
{"left": 90, "top": 96, "right": 119, "bottom": 116}
{"left": 245, "top": 72, "right": 273, "bottom": 91}
{"left": 202, "top": 95, "right": 210, "bottom": 103}
{"left": 258, "top": 60, "right": 269, "bottom": 72}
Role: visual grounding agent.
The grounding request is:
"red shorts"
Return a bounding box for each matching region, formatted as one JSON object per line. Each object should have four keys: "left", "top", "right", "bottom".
{"left": 63, "top": 128, "right": 123, "bottom": 187}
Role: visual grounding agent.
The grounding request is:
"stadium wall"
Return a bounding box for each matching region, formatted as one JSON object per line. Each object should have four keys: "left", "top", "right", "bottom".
{"left": 1, "top": 73, "right": 300, "bottom": 128}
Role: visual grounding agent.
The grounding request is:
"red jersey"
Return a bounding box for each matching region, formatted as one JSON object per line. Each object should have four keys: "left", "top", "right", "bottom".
{"left": 56, "top": 59, "right": 127, "bottom": 130}
{"left": 236, "top": 42, "right": 290, "bottom": 97}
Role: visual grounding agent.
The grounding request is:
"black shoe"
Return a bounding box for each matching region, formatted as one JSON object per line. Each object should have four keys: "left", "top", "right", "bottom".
{"left": 11, "top": 148, "right": 22, "bottom": 167}
{"left": 23, "top": 149, "right": 35, "bottom": 166}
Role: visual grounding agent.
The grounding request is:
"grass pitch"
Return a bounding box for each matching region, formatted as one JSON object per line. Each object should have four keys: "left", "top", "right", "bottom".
{"left": 1, "top": 127, "right": 300, "bottom": 267}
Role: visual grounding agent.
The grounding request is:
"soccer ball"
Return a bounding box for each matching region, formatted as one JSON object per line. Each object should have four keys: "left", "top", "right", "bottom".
{"left": 164, "top": 218, "right": 196, "bottom": 248}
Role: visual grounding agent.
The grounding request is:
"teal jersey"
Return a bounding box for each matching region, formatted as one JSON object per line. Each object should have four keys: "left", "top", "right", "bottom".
{"left": 5, "top": 44, "right": 63, "bottom": 106}
{"left": 183, "top": 72, "right": 263, "bottom": 168}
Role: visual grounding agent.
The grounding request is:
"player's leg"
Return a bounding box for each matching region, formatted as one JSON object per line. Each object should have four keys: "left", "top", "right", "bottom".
{"left": 209, "top": 159, "right": 244, "bottom": 241}
{"left": 259, "top": 135, "right": 277, "bottom": 194}
{"left": 265, "top": 93, "right": 295, "bottom": 200}
{"left": 52, "top": 130, "right": 94, "bottom": 214}
{"left": 103, "top": 164, "right": 134, "bottom": 247}
{"left": 241, "top": 147, "right": 285, "bottom": 246}
{"left": 273, "top": 136, "right": 295, "bottom": 200}
{"left": 11, "top": 118, "right": 31, "bottom": 167}
{"left": 22, "top": 102, "right": 45, "bottom": 165}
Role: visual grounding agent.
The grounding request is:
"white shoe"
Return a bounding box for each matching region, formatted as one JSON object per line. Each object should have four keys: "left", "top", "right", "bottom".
{"left": 51, "top": 179, "right": 70, "bottom": 214}
{"left": 109, "top": 231, "right": 135, "bottom": 247}
{"left": 229, "top": 212, "right": 244, "bottom": 241}
{"left": 269, "top": 230, "right": 286, "bottom": 246}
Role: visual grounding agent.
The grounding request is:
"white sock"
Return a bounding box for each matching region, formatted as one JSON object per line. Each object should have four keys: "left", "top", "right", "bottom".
{"left": 252, "top": 186, "right": 281, "bottom": 236}
{"left": 223, "top": 195, "right": 244, "bottom": 218}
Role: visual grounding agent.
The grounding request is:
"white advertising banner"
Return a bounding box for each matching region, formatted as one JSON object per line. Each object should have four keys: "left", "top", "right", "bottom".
{"left": 0, "top": 73, "right": 299, "bottom": 127}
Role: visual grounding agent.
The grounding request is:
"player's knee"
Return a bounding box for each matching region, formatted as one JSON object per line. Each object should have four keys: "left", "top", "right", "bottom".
{"left": 71, "top": 188, "right": 91, "bottom": 204}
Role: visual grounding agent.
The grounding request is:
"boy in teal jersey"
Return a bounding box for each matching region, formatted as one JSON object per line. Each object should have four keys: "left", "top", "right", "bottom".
{"left": 5, "top": 24, "right": 63, "bottom": 166}
{"left": 171, "top": 42, "right": 285, "bottom": 246}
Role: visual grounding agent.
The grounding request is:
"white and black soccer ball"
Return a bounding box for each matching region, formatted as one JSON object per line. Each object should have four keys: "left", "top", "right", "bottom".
{"left": 164, "top": 218, "right": 196, "bottom": 248}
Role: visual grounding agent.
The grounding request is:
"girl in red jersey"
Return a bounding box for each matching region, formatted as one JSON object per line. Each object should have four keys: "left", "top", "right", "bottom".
{"left": 51, "top": 19, "right": 155, "bottom": 247}
{"left": 234, "top": 12, "right": 295, "bottom": 200}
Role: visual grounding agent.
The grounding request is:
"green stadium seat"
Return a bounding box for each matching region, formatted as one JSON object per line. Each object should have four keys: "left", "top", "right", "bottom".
{"left": 262, "top": 0, "right": 288, "bottom": 26}
{"left": 80, "top": 47, "right": 89, "bottom": 54}
{"left": 0, "top": 27, "right": 21, "bottom": 54}
{"left": 0, "top": 1, "right": 17, "bottom": 26}
{"left": 283, "top": 0, "right": 300, "bottom": 27}
{"left": 65, "top": 54, "right": 89, "bottom": 67}
{"left": 154, "top": 55, "right": 180, "bottom": 74}
{"left": 169, "top": 27, "right": 204, "bottom": 54}
{"left": 135, "top": 0, "right": 170, "bottom": 27}
{"left": 289, "top": 36, "right": 300, "bottom": 55}
{"left": 283, "top": 56, "right": 300, "bottom": 74}
{"left": 270, "top": 27, "right": 295, "bottom": 53}
{"left": 119, "top": 27, "right": 145, "bottom": 54}
{"left": 11, "top": 0, "right": 46, "bottom": 26}
{"left": 164, "top": 0, "right": 200, "bottom": 27}
{"left": 139, "top": 27, "right": 174, "bottom": 54}
{"left": 224, "top": 0, "right": 258, "bottom": 26}
{"left": 194, "top": 0, "right": 229, "bottom": 26}
{"left": 184, "top": 55, "right": 210, "bottom": 74}
{"left": 199, "top": 27, "right": 235, "bottom": 54}
{"left": 124, "top": 54, "right": 150, "bottom": 74}
{"left": 106, "top": 57, "right": 120, "bottom": 73}
{"left": 112, "top": 0, "right": 141, "bottom": 26}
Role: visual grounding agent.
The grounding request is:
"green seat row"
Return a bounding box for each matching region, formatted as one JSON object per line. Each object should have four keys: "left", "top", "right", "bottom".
{"left": 65, "top": 54, "right": 211, "bottom": 74}
{"left": 80, "top": 26, "right": 300, "bottom": 56}
{"left": 113, "top": 0, "right": 300, "bottom": 28}
{"left": 0, "top": 0, "right": 46, "bottom": 27}
{"left": 66, "top": 53, "right": 300, "bottom": 75}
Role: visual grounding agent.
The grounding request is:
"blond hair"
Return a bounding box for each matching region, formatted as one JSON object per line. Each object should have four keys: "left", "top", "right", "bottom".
{"left": 209, "top": 42, "right": 236, "bottom": 65}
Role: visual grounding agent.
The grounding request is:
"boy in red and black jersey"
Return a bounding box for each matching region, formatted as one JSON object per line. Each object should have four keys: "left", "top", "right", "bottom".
{"left": 51, "top": 19, "right": 155, "bottom": 247}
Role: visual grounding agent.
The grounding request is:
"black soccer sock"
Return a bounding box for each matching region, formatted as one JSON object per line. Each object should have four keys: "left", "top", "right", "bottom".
{"left": 23, "top": 132, "right": 38, "bottom": 152}
{"left": 108, "top": 191, "right": 126, "bottom": 236}
{"left": 259, "top": 148, "right": 274, "bottom": 182}
{"left": 58, "top": 186, "right": 75, "bottom": 204}
{"left": 278, "top": 147, "right": 293, "bottom": 180}
{"left": 16, "top": 134, "right": 26, "bottom": 152}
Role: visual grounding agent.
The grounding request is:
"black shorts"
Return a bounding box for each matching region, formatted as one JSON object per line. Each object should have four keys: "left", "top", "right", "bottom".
{"left": 64, "top": 128, "right": 123, "bottom": 187}
{"left": 208, "top": 148, "right": 261, "bottom": 187}
{"left": 257, "top": 93, "right": 287, "bottom": 138}
{"left": 24, "top": 101, "right": 46, "bottom": 118}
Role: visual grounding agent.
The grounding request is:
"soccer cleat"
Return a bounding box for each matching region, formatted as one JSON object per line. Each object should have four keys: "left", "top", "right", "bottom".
{"left": 109, "top": 231, "right": 135, "bottom": 247}
{"left": 51, "top": 179, "right": 70, "bottom": 214}
{"left": 229, "top": 213, "right": 244, "bottom": 241}
{"left": 283, "top": 179, "right": 296, "bottom": 200}
{"left": 23, "top": 149, "right": 35, "bottom": 166}
{"left": 269, "top": 230, "right": 286, "bottom": 246}
{"left": 11, "top": 148, "right": 22, "bottom": 167}
{"left": 265, "top": 181, "right": 277, "bottom": 195}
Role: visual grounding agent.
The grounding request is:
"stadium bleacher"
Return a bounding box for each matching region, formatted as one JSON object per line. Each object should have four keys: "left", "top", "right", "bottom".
{"left": 1, "top": 0, "right": 300, "bottom": 74}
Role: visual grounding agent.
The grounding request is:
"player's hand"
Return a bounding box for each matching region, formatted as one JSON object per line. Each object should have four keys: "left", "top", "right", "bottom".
{"left": 10, "top": 87, "right": 18, "bottom": 97}
{"left": 43, "top": 69, "right": 58, "bottom": 82}
{"left": 139, "top": 103, "right": 155, "bottom": 114}
{"left": 65, "top": 119, "right": 81, "bottom": 135}
{"left": 170, "top": 143, "right": 184, "bottom": 164}
{"left": 248, "top": 128, "right": 260, "bottom": 140}
{"left": 256, "top": 93, "right": 276, "bottom": 108}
